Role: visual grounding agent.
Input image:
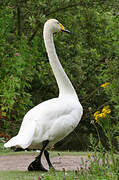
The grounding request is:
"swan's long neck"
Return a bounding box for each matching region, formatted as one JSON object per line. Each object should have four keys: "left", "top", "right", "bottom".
{"left": 43, "top": 26, "right": 78, "bottom": 98}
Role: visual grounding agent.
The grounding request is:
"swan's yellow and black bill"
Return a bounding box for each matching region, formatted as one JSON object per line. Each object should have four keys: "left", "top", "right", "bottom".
{"left": 59, "top": 23, "right": 70, "bottom": 33}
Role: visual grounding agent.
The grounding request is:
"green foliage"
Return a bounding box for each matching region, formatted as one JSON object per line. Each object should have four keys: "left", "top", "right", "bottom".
{"left": 0, "top": 5, "right": 37, "bottom": 133}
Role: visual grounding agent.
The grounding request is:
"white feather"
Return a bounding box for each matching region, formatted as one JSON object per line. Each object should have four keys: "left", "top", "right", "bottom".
{"left": 4, "top": 19, "right": 83, "bottom": 150}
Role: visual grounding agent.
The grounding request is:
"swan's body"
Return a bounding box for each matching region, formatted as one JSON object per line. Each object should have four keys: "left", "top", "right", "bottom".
{"left": 4, "top": 19, "right": 83, "bottom": 171}
{"left": 6, "top": 97, "right": 81, "bottom": 149}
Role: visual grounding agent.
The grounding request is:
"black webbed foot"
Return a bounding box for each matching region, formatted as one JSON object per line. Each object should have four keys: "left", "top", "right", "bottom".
{"left": 28, "top": 159, "right": 48, "bottom": 171}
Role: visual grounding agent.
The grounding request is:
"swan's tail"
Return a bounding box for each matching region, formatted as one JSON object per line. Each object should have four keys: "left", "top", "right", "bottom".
{"left": 4, "top": 120, "right": 36, "bottom": 149}
{"left": 4, "top": 136, "right": 18, "bottom": 148}
{"left": 4, "top": 135, "right": 27, "bottom": 149}
{"left": 4, "top": 133, "right": 33, "bottom": 149}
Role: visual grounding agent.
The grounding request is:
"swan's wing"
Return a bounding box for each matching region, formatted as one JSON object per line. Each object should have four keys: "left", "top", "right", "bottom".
{"left": 4, "top": 98, "right": 82, "bottom": 149}
{"left": 4, "top": 120, "right": 36, "bottom": 149}
{"left": 4, "top": 98, "right": 59, "bottom": 149}
{"left": 31, "top": 98, "right": 83, "bottom": 143}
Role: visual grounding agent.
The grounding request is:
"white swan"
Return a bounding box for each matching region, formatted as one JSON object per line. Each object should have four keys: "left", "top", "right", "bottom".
{"left": 4, "top": 19, "right": 83, "bottom": 171}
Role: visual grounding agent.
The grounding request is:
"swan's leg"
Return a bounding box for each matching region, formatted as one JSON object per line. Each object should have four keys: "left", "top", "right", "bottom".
{"left": 28, "top": 140, "right": 49, "bottom": 171}
{"left": 44, "top": 150, "right": 55, "bottom": 170}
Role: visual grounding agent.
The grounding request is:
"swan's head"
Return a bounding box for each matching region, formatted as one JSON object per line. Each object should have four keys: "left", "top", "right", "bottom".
{"left": 44, "top": 19, "right": 70, "bottom": 34}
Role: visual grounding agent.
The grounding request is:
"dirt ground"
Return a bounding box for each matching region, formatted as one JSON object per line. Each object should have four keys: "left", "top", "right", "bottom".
{"left": 0, "top": 153, "right": 89, "bottom": 171}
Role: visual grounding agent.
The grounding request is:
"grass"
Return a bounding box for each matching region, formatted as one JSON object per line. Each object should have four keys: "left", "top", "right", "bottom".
{"left": 0, "top": 149, "right": 88, "bottom": 156}
{"left": 0, "top": 150, "right": 119, "bottom": 180}
{"left": 0, "top": 170, "right": 80, "bottom": 180}
{"left": 0, "top": 164, "right": 118, "bottom": 180}
{"left": 0, "top": 170, "right": 77, "bottom": 180}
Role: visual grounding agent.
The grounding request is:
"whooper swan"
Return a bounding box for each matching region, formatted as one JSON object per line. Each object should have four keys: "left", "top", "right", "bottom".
{"left": 4, "top": 19, "right": 83, "bottom": 171}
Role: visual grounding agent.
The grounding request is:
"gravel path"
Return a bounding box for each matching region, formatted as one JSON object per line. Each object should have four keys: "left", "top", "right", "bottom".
{"left": 0, "top": 153, "right": 89, "bottom": 171}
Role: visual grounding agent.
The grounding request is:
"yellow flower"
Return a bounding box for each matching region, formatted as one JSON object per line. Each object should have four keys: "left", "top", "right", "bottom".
{"left": 98, "top": 113, "right": 106, "bottom": 118}
{"left": 102, "top": 106, "right": 111, "bottom": 114}
{"left": 102, "top": 105, "right": 109, "bottom": 110}
{"left": 94, "top": 111, "right": 107, "bottom": 123}
{"left": 94, "top": 105, "right": 111, "bottom": 123}
{"left": 105, "top": 109, "right": 111, "bottom": 114}
{"left": 94, "top": 111, "right": 100, "bottom": 118}
{"left": 94, "top": 111, "right": 100, "bottom": 122}
{"left": 88, "top": 154, "right": 91, "bottom": 158}
{"left": 100, "top": 82, "right": 110, "bottom": 88}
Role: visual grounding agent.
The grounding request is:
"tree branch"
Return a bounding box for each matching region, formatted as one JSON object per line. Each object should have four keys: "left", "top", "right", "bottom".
{"left": 17, "top": 6, "right": 21, "bottom": 37}
{"left": 28, "top": 22, "right": 42, "bottom": 45}
{"left": 45, "top": 2, "right": 81, "bottom": 16}
{"left": 28, "top": 2, "right": 81, "bottom": 44}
